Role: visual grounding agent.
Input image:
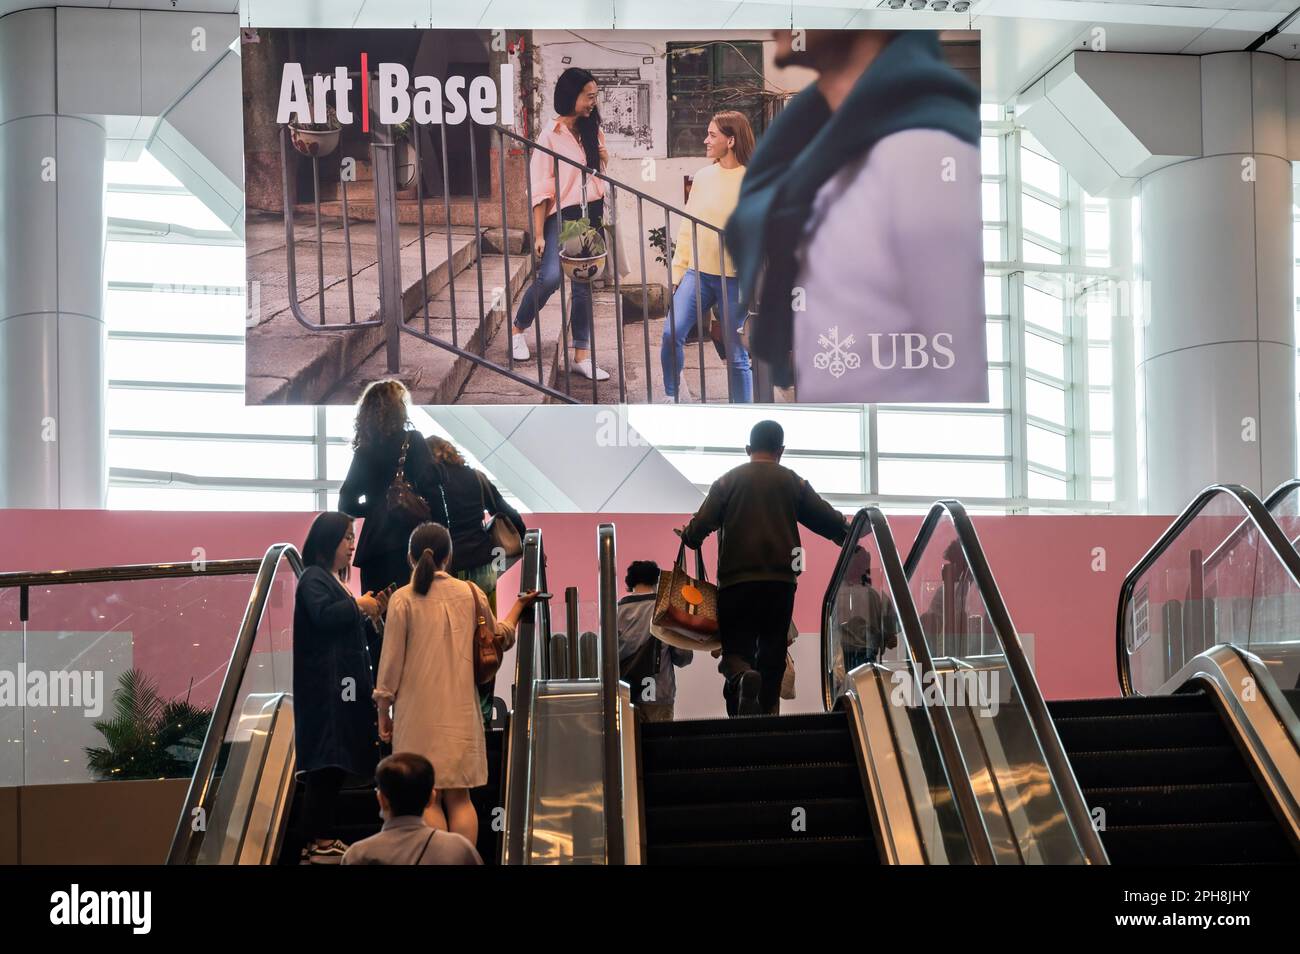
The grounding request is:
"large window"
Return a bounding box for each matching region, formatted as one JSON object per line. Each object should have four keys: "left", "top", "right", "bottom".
{"left": 104, "top": 154, "right": 516, "bottom": 512}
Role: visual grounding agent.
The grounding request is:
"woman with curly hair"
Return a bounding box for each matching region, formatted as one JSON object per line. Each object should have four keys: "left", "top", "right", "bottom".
{"left": 339, "top": 380, "right": 446, "bottom": 665}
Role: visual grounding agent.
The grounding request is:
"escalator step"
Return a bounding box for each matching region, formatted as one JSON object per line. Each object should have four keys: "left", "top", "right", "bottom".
{"left": 647, "top": 835, "right": 877, "bottom": 866}
{"left": 1099, "top": 821, "right": 1297, "bottom": 865}
{"left": 1052, "top": 711, "right": 1228, "bottom": 752}
{"left": 646, "top": 797, "right": 872, "bottom": 845}
{"left": 1047, "top": 693, "right": 1212, "bottom": 720}
{"left": 644, "top": 762, "right": 863, "bottom": 804}
{"left": 1079, "top": 782, "right": 1274, "bottom": 827}
{"left": 641, "top": 711, "right": 845, "bottom": 739}
{"left": 1067, "top": 746, "right": 1252, "bottom": 788}
{"left": 642, "top": 729, "right": 854, "bottom": 771}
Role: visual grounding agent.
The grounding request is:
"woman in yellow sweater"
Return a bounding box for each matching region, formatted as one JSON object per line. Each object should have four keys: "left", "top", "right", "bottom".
{"left": 661, "top": 111, "right": 754, "bottom": 402}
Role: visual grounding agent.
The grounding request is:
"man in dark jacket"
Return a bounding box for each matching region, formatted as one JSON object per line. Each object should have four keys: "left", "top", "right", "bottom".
{"left": 681, "top": 420, "right": 848, "bottom": 716}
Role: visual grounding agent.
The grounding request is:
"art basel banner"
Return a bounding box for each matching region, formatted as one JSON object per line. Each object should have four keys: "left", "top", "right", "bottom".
{"left": 241, "top": 27, "right": 985, "bottom": 408}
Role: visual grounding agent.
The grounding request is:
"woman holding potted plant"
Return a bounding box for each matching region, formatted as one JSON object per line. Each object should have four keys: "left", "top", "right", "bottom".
{"left": 660, "top": 111, "right": 755, "bottom": 403}
{"left": 509, "top": 67, "right": 611, "bottom": 382}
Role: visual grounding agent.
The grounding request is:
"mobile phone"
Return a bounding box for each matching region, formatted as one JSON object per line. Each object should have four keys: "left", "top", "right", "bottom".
{"left": 524, "top": 591, "right": 553, "bottom": 601}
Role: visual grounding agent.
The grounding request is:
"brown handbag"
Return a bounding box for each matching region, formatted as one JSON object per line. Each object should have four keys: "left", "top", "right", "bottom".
{"left": 386, "top": 434, "right": 432, "bottom": 527}
{"left": 470, "top": 582, "right": 504, "bottom": 685}
{"left": 652, "top": 541, "right": 719, "bottom": 638}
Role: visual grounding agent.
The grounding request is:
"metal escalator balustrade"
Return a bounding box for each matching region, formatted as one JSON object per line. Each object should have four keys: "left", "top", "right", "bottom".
{"left": 501, "top": 526, "right": 634, "bottom": 864}
{"left": 635, "top": 506, "right": 985, "bottom": 864}
{"left": 167, "top": 542, "right": 304, "bottom": 865}
{"left": 902, "top": 500, "right": 1109, "bottom": 865}
{"left": 1099, "top": 483, "right": 1300, "bottom": 862}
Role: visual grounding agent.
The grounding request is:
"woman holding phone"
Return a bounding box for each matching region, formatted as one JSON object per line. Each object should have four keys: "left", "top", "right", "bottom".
{"left": 292, "top": 511, "right": 386, "bottom": 863}
{"left": 374, "top": 522, "right": 540, "bottom": 843}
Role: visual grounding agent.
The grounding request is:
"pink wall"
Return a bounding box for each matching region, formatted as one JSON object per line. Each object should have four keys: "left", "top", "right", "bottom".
{"left": 0, "top": 509, "right": 1170, "bottom": 717}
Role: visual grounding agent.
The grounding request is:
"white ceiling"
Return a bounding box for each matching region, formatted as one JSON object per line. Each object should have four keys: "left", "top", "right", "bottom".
{"left": 3, "top": 0, "right": 1300, "bottom": 102}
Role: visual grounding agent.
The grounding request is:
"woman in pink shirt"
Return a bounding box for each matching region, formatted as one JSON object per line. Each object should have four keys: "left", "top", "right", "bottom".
{"left": 510, "top": 68, "right": 611, "bottom": 382}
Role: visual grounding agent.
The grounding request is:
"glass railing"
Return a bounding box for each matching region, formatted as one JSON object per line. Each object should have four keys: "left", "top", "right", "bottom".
{"left": 1266, "top": 478, "right": 1300, "bottom": 550}
{"left": 904, "top": 501, "right": 1107, "bottom": 865}
{"left": 166, "top": 543, "right": 302, "bottom": 864}
{"left": 1120, "top": 484, "right": 1300, "bottom": 697}
{"left": 505, "top": 524, "right": 626, "bottom": 864}
{"left": 0, "top": 558, "right": 263, "bottom": 788}
{"left": 821, "top": 506, "right": 983, "bottom": 864}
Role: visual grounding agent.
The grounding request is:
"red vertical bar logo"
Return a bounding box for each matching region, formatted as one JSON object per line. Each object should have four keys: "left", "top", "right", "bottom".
{"left": 360, "top": 52, "right": 369, "bottom": 132}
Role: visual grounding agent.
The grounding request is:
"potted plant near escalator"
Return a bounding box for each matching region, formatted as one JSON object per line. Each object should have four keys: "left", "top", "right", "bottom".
{"left": 84, "top": 669, "right": 213, "bottom": 781}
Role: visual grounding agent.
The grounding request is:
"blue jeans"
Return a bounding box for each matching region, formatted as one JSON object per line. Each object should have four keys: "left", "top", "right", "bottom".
{"left": 661, "top": 269, "right": 751, "bottom": 402}
{"left": 512, "top": 203, "right": 600, "bottom": 351}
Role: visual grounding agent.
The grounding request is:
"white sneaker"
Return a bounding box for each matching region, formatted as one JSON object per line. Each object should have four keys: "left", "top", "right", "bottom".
{"left": 573, "top": 358, "right": 610, "bottom": 382}
{"left": 511, "top": 333, "right": 530, "bottom": 361}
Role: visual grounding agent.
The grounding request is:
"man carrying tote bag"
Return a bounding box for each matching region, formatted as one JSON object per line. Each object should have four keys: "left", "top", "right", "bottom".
{"left": 679, "top": 420, "right": 848, "bottom": 716}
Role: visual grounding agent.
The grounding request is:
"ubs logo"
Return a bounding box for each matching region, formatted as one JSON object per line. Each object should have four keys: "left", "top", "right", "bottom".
{"left": 865, "top": 332, "right": 957, "bottom": 371}
{"left": 814, "top": 329, "right": 957, "bottom": 376}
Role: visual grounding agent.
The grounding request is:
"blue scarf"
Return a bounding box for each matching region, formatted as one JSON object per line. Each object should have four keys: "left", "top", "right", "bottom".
{"left": 725, "top": 31, "right": 980, "bottom": 384}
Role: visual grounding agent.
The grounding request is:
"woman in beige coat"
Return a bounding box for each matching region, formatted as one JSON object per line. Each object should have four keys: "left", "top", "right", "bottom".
{"left": 375, "top": 522, "right": 538, "bottom": 842}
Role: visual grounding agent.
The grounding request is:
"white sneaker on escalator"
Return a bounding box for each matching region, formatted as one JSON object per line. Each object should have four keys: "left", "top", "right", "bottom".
{"left": 511, "top": 333, "right": 530, "bottom": 362}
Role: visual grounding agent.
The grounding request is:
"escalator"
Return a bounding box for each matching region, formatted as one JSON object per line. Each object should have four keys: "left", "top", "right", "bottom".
{"left": 167, "top": 532, "right": 550, "bottom": 866}
{"left": 623, "top": 507, "right": 1071, "bottom": 865}
{"left": 1047, "top": 693, "right": 1293, "bottom": 864}
{"left": 641, "top": 711, "right": 875, "bottom": 864}
{"left": 900, "top": 487, "right": 1300, "bottom": 866}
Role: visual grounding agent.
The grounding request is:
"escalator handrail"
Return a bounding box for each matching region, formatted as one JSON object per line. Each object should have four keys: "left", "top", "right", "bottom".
{"left": 1265, "top": 477, "right": 1300, "bottom": 511}
{"left": 904, "top": 499, "right": 1109, "bottom": 865}
{"left": 1116, "top": 483, "right": 1300, "bottom": 697}
{"left": 597, "top": 523, "right": 625, "bottom": 865}
{"left": 165, "top": 541, "right": 304, "bottom": 865}
{"left": 502, "top": 529, "right": 548, "bottom": 865}
{"left": 821, "top": 505, "right": 997, "bottom": 864}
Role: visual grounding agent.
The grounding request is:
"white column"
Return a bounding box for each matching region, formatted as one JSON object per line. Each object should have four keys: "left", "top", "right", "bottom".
{"left": 0, "top": 8, "right": 107, "bottom": 508}
{"left": 1137, "top": 53, "right": 1294, "bottom": 513}
{"left": 1020, "top": 50, "right": 1297, "bottom": 513}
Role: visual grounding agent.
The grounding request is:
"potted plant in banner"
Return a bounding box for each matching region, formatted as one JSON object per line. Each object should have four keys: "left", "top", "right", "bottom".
{"left": 391, "top": 119, "right": 418, "bottom": 189}
{"left": 559, "top": 216, "right": 608, "bottom": 284}
{"left": 288, "top": 90, "right": 342, "bottom": 158}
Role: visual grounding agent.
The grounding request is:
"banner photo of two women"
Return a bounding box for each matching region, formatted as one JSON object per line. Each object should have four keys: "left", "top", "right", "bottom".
{"left": 242, "top": 26, "right": 984, "bottom": 407}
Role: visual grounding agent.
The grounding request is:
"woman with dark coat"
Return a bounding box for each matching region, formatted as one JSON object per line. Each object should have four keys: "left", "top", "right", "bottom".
{"left": 338, "top": 379, "right": 446, "bottom": 663}
{"left": 426, "top": 436, "right": 528, "bottom": 723}
{"left": 292, "top": 511, "right": 386, "bottom": 864}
